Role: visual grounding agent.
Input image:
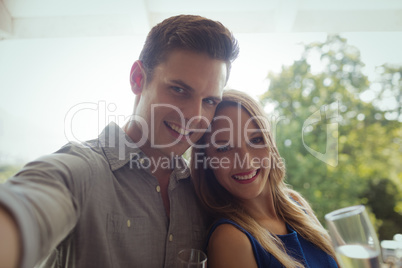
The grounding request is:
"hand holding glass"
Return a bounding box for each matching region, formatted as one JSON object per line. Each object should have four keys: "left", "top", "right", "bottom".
{"left": 177, "top": 249, "right": 207, "bottom": 268}
{"left": 325, "top": 205, "right": 382, "bottom": 268}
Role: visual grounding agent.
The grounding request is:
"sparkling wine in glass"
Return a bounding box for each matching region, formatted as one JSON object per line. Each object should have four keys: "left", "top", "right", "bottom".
{"left": 177, "top": 248, "right": 207, "bottom": 268}
{"left": 325, "top": 205, "right": 382, "bottom": 268}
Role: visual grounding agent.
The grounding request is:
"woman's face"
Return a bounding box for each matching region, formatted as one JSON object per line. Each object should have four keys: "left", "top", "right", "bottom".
{"left": 204, "top": 104, "right": 272, "bottom": 202}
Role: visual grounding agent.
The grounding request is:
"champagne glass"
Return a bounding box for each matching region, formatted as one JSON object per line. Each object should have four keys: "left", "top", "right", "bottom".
{"left": 325, "top": 205, "right": 382, "bottom": 268}
{"left": 177, "top": 248, "right": 207, "bottom": 268}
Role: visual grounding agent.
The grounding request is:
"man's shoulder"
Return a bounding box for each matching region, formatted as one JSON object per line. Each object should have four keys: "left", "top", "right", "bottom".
{"left": 56, "top": 139, "right": 105, "bottom": 159}
{"left": 28, "top": 139, "right": 111, "bottom": 175}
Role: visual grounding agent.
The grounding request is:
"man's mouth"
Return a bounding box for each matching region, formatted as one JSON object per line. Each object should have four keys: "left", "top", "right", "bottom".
{"left": 164, "top": 121, "right": 192, "bottom": 136}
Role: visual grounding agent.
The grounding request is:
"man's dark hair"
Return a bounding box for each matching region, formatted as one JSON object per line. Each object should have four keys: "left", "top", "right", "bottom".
{"left": 139, "top": 15, "right": 239, "bottom": 83}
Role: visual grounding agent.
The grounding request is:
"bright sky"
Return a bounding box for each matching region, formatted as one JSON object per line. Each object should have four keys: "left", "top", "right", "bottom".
{"left": 1, "top": 32, "right": 402, "bottom": 164}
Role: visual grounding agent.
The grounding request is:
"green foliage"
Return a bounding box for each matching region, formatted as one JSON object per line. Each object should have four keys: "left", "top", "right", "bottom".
{"left": 372, "top": 64, "right": 402, "bottom": 119}
{"left": 362, "top": 179, "right": 402, "bottom": 239}
{"left": 260, "top": 35, "right": 402, "bottom": 240}
{"left": 0, "top": 165, "right": 21, "bottom": 183}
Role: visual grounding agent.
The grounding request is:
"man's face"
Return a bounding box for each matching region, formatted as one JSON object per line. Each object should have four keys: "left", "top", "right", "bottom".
{"left": 132, "top": 50, "right": 227, "bottom": 158}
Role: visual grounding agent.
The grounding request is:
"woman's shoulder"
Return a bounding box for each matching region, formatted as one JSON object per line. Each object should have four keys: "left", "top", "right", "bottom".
{"left": 208, "top": 218, "right": 259, "bottom": 247}
{"left": 208, "top": 221, "right": 258, "bottom": 268}
{"left": 208, "top": 219, "right": 250, "bottom": 251}
{"left": 210, "top": 221, "right": 248, "bottom": 244}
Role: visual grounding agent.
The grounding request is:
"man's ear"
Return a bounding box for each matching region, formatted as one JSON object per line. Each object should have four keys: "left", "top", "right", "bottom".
{"left": 130, "top": 60, "right": 145, "bottom": 95}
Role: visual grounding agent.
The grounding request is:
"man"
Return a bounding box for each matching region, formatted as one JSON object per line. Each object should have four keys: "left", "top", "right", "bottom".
{"left": 0, "top": 15, "right": 239, "bottom": 267}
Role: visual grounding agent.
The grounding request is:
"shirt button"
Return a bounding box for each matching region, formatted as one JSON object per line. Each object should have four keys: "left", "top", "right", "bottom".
{"left": 156, "top": 185, "right": 161, "bottom": 192}
{"left": 127, "top": 220, "right": 131, "bottom": 228}
{"left": 169, "top": 234, "right": 173, "bottom": 242}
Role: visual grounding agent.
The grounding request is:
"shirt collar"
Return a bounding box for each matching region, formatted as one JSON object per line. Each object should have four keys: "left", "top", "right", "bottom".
{"left": 98, "top": 122, "right": 190, "bottom": 179}
{"left": 172, "top": 156, "right": 191, "bottom": 180}
{"left": 98, "top": 122, "right": 142, "bottom": 171}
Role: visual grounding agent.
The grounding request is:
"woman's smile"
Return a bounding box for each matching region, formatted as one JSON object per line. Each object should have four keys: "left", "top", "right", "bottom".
{"left": 231, "top": 169, "right": 260, "bottom": 184}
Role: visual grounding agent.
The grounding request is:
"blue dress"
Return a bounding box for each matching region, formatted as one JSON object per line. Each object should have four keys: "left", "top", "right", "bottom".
{"left": 207, "top": 218, "right": 338, "bottom": 268}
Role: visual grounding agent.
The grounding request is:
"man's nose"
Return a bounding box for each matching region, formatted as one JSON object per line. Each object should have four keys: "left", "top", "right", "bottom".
{"left": 184, "top": 99, "right": 204, "bottom": 125}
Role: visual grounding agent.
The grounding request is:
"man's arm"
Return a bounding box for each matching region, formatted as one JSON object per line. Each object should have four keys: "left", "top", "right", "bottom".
{"left": 0, "top": 151, "right": 92, "bottom": 267}
{"left": 0, "top": 205, "right": 21, "bottom": 267}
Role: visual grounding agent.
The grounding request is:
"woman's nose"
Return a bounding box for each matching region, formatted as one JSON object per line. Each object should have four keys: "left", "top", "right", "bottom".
{"left": 236, "top": 146, "right": 253, "bottom": 170}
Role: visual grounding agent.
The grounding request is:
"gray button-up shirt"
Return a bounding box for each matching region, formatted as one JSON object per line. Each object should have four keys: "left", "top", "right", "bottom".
{"left": 0, "top": 122, "right": 209, "bottom": 268}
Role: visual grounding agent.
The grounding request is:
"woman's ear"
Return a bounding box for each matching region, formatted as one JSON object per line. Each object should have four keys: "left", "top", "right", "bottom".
{"left": 130, "top": 60, "right": 145, "bottom": 95}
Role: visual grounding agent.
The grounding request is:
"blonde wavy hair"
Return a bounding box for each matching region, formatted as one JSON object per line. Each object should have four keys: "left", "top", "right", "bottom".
{"left": 191, "top": 89, "right": 338, "bottom": 268}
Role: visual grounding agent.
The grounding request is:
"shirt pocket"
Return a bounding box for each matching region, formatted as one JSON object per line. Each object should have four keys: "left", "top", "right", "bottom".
{"left": 106, "top": 212, "right": 152, "bottom": 242}
{"left": 106, "top": 213, "right": 161, "bottom": 267}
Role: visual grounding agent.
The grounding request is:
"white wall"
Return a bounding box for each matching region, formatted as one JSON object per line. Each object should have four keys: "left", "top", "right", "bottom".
{"left": 1, "top": 32, "right": 402, "bottom": 164}
{"left": 0, "top": 36, "right": 143, "bottom": 163}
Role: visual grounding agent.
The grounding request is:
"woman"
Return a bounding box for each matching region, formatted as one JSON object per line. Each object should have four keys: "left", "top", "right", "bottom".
{"left": 191, "top": 90, "right": 338, "bottom": 268}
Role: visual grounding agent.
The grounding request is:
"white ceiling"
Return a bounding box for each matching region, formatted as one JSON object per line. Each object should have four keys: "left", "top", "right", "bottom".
{"left": 1, "top": 0, "right": 402, "bottom": 39}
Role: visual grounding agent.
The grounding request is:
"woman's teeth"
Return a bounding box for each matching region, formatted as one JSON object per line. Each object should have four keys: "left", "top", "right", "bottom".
{"left": 233, "top": 170, "right": 258, "bottom": 180}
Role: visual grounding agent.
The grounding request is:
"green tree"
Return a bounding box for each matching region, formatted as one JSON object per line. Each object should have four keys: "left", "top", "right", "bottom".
{"left": 0, "top": 164, "right": 21, "bottom": 183}
{"left": 362, "top": 178, "right": 402, "bottom": 239}
{"left": 261, "top": 35, "right": 401, "bottom": 240}
{"left": 372, "top": 64, "right": 402, "bottom": 120}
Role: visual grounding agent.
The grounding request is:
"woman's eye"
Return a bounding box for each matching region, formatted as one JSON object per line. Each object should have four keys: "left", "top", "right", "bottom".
{"left": 250, "top": 137, "right": 264, "bottom": 144}
{"left": 217, "top": 144, "right": 231, "bottom": 153}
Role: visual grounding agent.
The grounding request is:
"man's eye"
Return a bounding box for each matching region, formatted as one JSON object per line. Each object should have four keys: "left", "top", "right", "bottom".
{"left": 217, "top": 144, "right": 231, "bottom": 153}
{"left": 203, "top": 98, "right": 216, "bottom": 105}
{"left": 172, "top": 87, "right": 185, "bottom": 93}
